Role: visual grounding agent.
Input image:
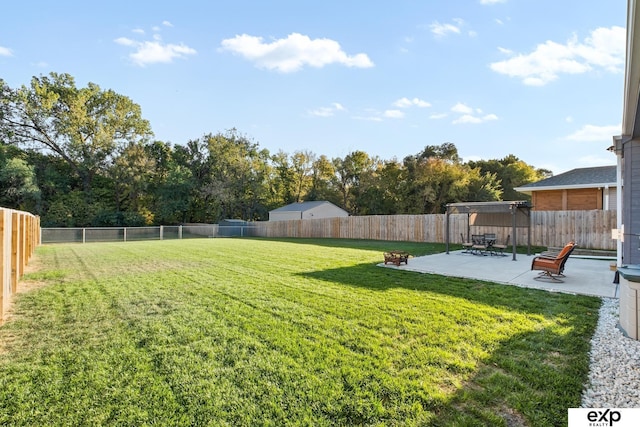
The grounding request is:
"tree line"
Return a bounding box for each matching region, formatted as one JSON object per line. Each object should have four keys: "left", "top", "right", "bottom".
{"left": 0, "top": 72, "right": 551, "bottom": 227}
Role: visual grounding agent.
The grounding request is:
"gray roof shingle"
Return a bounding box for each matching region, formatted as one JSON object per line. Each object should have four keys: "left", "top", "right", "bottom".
{"left": 270, "top": 201, "right": 343, "bottom": 213}
{"left": 517, "top": 166, "right": 616, "bottom": 189}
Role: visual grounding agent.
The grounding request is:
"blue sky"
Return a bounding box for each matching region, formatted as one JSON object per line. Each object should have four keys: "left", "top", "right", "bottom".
{"left": 0, "top": 0, "right": 627, "bottom": 174}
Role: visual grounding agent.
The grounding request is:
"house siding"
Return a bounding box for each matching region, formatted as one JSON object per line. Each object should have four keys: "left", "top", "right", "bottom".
{"left": 301, "top": 205, "right": 348, "bottom": 220}
{"left": 269, "top": 211, "right": 302, "bottom": 221}
{"left": 531, "top": 188, "right": 604, "bottom": 211}
{"left": 623, "top": 140, "right": 640, "bottom": 264}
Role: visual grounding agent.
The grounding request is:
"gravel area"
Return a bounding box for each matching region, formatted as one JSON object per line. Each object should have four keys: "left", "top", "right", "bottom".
{"left": 581, "top": 297, "right": 640, "bottom": 408}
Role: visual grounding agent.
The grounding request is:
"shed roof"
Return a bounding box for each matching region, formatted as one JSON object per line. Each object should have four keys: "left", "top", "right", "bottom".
{"left": 514, "top": 166, "right": 616, "bottom": 193}
{"left": 270, "top": 201, "right": 346, "bottom": 213}
{"left": 446, "top": 200, "right": 531, "bottom": 214}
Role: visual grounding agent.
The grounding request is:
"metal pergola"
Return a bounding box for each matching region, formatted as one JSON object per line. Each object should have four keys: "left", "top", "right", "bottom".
{"left": 445, "top": 201, "right": 532, "bottom": 260}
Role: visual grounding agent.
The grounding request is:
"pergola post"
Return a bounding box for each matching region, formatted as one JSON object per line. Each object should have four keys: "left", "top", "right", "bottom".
{"left": 512, "top": 205, "right": 517, "bottom": 261}
{"left": 445, "top": 208, "right": 450, "bottom": 254}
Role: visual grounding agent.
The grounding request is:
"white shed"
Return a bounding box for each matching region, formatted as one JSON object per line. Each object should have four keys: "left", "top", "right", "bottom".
{"left": 268, "top": 201, "right": 349, "bottom": 221}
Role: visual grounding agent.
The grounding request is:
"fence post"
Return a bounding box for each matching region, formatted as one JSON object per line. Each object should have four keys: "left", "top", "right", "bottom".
{"left": 82, "top": 228, "right": 86, "bottom": 244}
{"left": 160, "top": 225, "right": 164, "bottom": 240}
{"left": 1, "top": 208, "right": 40, "bottom": 324}
{"left": 179, "top": 225, "right": 183, "bottom": 239}
{"left": 11, "top": 212, "right": 19, "bottom": 294}
{"left": 0, "top": 209, "right": 5, "bottom": 319}
{"left": 124, "top": 227, "right": 127, "bottom": 242}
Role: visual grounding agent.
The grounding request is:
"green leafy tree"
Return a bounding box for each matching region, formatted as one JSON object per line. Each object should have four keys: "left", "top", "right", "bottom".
{"left": 401, "top": 143, "right": 470, "bottom": 213}
{"left": 468, "top": 155, "right": 551, "bottom": 200}
{"left": 0, "top": 73, "right": 153, "bottom": 197}
{"left": 109, "top": 142, "right": 156, "bottom": 224}
{"left": 463, "top": 167, "right": 503, "bottom": 201}
{"left": 308, "top": 155, "right": 339, "bottom": 203}
{"left": 333, "top": 151, "right": 376, "bottom": 213}
{"left": 201, "top": 129, "right": 271, "bottom": 221}
{"left": 290, "top": 150, "right": 315, "bottom": 203}
{"left": 0, "top": 154, "right": 41, "bottom": 211}
{"left": 356, "top": 159, "right": 404, "bottom": 215}
{"left": 270, "top": 150, "right": 297, "bottom": 206}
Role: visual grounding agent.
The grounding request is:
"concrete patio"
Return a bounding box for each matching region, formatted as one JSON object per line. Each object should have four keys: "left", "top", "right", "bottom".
{"left": 380, "top": 250, "right": 619, "bottom": 298}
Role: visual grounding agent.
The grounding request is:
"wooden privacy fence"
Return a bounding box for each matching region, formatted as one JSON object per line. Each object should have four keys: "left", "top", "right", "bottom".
{"left": 1, "top": 208, "right": 40, "bottom": 321}
{"left": 253, "top": 210, "right": 618, "bottom": 250}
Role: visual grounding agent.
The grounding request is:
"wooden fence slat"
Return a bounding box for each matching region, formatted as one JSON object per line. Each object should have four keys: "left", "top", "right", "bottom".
{"left": 254, "top": 210, "right": 617, "bottom": 250}
{"left": 1, "top": 208, "right": 40, "bottom": 322}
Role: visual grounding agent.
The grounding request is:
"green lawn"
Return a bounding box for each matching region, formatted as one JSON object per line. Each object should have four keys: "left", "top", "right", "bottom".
{"left": 0, "top": 238, "right": 600, "bottom": 426}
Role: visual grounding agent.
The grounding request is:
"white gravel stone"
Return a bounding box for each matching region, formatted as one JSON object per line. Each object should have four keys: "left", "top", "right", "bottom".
{"left": 581, "top": 297, "right": 640, "bottom": 408}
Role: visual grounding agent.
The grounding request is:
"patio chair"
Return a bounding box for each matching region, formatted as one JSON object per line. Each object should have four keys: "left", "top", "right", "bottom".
{"left": 471, "top": 234, "right": 487, "bottom": 255}
{"left": 461, "top": 233, "right": 473, "bottom": 253}
{"left": 484, "top": 233, "right": 497, "bottom": 255}
{"left": 531, "top": 241, "right": 576, "bottom": 282}
{"left": 492, "top": 235, "right": 510, "bottom": 256}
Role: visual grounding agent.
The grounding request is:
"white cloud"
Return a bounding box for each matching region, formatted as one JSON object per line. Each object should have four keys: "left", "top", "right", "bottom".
{"left": 393, "top": 97, "right": 431, "bottom": 108}
{"left": 454, "top": 114, "right": 482, "bottom": 124}
{"left": 481, "top": 0, "right": 507, "bottom": 4}
{"left": 453, "top": 114, "right": 497, "bottom": 124}
{"left": 565, "top": 124, "right": 621, "bottom": 142}
{"left": 383, "top": 109, "right": 405, "bottom": 119}
{"left": 429, "top": 113, "right": 448, "bottom": 119}
{"left": 0, "top": 46, "right": 13, "bottom": 57}
{"left": 115, "top": 24, "right": 197, "bottom": 66}
{"left": 353, "top": 114, "right": 383, "bottom": 122}
{"left": 430, "top": 21, "right": 461, "bottom": 37}
{"left": 133, "top": 28, "right": 145, "bottom": 35}
{"left": 162, "top": 21, "right": 173, "bottom": 27}
{"left": 114, "top": 37, "right": 135, "bottom": 47}
{"left": 451, "top": 103, "right": 498, "bottom": 124}
{"left": 219, "top": 33, "right": 374, "bottom": 73}
{"left": 451, "top": 103, "right": 474, "bottom": 114}
{"left": 308, "top": 103, "right": 346, "bottom": 117}
{"left": 490, "top": 26, "right": 625, "bottom": 86}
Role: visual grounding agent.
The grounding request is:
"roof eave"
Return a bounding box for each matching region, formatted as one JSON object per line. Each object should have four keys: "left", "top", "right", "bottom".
{"left": 513, "top": 182, "right": 617, "bottom": 192}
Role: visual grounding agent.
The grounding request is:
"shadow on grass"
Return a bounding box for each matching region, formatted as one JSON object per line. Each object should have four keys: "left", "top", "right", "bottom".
{"left": 297, "top": 261, "right": 598, "bottom": 316}
{"left": 252, "top": 237, "right": 447, "bottom": 257}
{"left": 255, "top": 237, "right": 547, "bottom": 258}
{"left": 298, "top": 262, "right": 600, "bottom": 425}
{"left": 434, "top": 325, "right": 594, "bottom": 426}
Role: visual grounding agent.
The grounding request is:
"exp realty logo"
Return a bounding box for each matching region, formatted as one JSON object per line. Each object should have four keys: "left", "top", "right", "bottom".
{"left": 569, "top": 408, "right": 640, "bottom": 427}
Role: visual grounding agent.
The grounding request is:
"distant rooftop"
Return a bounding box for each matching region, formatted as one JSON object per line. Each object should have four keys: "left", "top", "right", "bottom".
{"left": 516, "top": 166, "right": 616, "bottom": 191}
{"left": 270, "top": 201, "right": 342, "bottom": 212}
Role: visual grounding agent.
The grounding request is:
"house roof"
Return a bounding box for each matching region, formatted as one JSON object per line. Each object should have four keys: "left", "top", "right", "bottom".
{"left": 514, "top": 166, "right": 616, "bottom": 193}
{"left": 270, "top": 201, "right": 346, "bottom": 213}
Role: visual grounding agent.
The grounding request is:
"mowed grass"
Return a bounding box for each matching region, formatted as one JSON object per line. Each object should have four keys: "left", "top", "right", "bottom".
{"left": 0, "top": 238, "right": 600, "bottom": 426}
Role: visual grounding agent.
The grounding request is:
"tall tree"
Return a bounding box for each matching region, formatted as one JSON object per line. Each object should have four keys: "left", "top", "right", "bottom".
{"left": 308, "top": 155, "right": 338, "bottom": 203}
{"left": 401, "top": 143, "right": 477, "bottom": 213}
{"left": 0, "top": 73, "right": 153, "bottom": 196}
{"left": 333, "top": 150, "right": 376, "bottom": 213}
{"left": 203, "top": 129, "right": 271, "bottom": 221}
{"left": 468, "top": 155, "right": 551, "bottom": 200}
{"left": 270, "top": 150, "right": 297, "bottom": 206}
{"left": 290, "top": 150, "right": 315, "bottom": 203}
{"left": 0, "top": 148, "right": 41, "bottom": 212}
